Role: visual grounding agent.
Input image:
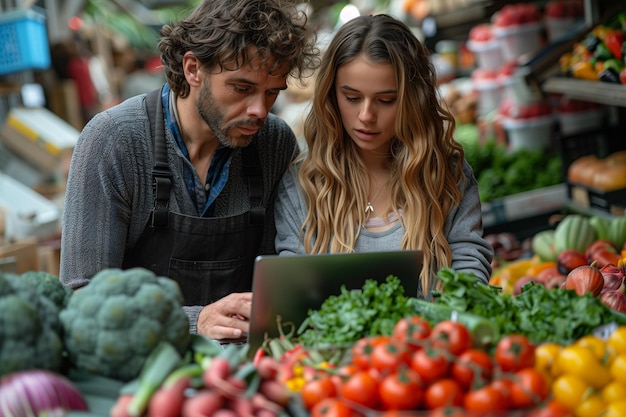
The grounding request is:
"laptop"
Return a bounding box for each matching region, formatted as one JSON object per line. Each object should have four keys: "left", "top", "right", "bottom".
{"left": 246, "top": 250, "right": 423, "bottom": 354}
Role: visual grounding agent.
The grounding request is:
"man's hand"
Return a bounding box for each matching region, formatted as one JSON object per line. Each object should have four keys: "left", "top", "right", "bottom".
{"left": 197, "top": 292, "right": 252, "bottom": 340}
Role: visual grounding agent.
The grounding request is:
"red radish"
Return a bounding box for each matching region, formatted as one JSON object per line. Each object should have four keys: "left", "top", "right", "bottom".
{"left": 202, "top": 358, "right": 244, "bottom": 399}
{"left": 111, "top": 394, "right": 134, "bottom": 417}
{"left": 227, "top": 396, "right": 255, "bottom": 416}
{"left": 256, "top": 356, "right": 280, "bottom": 380}
{"left": 251, "top": 392, "right": 284, "bottom": 415}
{"left": 181, "top": 390, "right": 224, "bottom": 417}
{"left": 258, "top": 379, "right": 292, "bottom": 406}
{"left": 147, "top": 375, "right": 190, "bottom": 417}
{"left": 212, "top": 411, "right": 238, "bottom": 417}
{"left": 203, "top": 357, "right": 231, "bottom": 388}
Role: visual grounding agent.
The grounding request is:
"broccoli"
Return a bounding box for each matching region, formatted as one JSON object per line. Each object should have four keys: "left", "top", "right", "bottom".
{"left": 60, "top": 267, "right": 191, "bottom": 382}
{"left": 0, "top": 272, "right": 64, "bottom": 376}
{"left": 20, "top": 270, "right": 72, "bottom": 310}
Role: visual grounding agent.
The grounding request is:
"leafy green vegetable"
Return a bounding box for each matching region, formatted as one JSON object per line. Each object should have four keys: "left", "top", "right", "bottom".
{"left": 433, "top": 267, "right": 626, "bottom": 345}
{"left": 0, "top": 272, "right": 64, "bottom": 375}
{"left": 459, "top": 138, "right": 563, "bottom": 202}
{"left": 60, "top": 267, "right": 192, "bottom": 382}
{"left": 297, "top": 275, "right": 415, "bottom": 348}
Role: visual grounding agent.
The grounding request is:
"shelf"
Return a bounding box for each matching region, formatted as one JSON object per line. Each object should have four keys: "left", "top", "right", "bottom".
{"left": 542, "top": 77, "right": 626, "bottom": 107}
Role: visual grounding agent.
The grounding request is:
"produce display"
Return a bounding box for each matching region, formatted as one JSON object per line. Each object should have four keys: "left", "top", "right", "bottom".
{"left": 1, "top": 212, "right": 626, "bottom": 417}
{"left": 559, "top": 13, "right": 626, "bottom": 83}
{"left": 567, "top": 150, "right": 626, "bottom": 192}
{"left": 457, "top": 137, "right": 563, "bottom": 203}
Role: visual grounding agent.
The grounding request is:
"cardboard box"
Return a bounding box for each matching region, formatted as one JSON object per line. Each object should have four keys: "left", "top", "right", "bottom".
{"left": 0, "top": 107, "right": 79, "bottom": 174}
{"left": 0, "top": 172, "right": 61, "bottom": 240}
{"left": 0, "top": 237, "right": 40, "bottom": 273}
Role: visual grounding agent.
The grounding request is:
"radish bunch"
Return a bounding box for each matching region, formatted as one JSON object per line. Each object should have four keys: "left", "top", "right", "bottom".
{"left": 110, "top": 338, "right": 293, "bottom": 417}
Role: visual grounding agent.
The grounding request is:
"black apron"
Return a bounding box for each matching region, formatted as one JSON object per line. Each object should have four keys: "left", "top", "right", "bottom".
{"left": 122, "top": 89, "right": 265, "bottom": 306}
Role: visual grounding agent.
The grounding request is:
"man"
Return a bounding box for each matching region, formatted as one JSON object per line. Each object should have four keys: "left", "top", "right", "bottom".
{"left": 60, "top": 0, "right": 319, "bottom": 340}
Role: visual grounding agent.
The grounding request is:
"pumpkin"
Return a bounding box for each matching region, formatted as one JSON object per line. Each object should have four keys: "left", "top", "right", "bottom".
{"left": 567, "top": 155, "right": 602, "bottom": 186}
{"left": 592, "top": 164, "right": 626, "bottom": 191}
{"left": 553, "top": 214, "right": 596, "bottom": 254}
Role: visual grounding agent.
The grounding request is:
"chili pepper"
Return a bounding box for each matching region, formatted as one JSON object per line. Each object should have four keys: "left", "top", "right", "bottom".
{"left": 604, "top": 31, "right": 624, "bottom": 59}
{"left": 572, "top": 60, "right": 599, "bottom": 81}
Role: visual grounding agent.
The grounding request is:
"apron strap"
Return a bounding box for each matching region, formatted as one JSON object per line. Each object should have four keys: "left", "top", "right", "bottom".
{"left": 145, "top": 88, "right": 171, "bottom": 228}
{"left": 144, "top": 87, "right": 265, "bottom": 227}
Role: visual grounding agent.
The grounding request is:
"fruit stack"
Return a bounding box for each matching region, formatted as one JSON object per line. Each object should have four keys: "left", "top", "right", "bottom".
{"left": 492, "top": 3, "right": 545, "bottom": 62}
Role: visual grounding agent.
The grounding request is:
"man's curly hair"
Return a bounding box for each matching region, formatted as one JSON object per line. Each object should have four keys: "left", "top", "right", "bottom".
{"left": 158, "top": 0, "right": 320, "bottom": 98}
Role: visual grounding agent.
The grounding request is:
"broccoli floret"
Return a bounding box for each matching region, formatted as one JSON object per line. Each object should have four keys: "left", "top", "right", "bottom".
{"left": 20, "top": 270, "right": 72, "bottom": 310}
{"left": 0, "top": 273, "right": 64, "bottom": 375}
{"left": 60, "top": 267, "right": 191, "bottom": 382}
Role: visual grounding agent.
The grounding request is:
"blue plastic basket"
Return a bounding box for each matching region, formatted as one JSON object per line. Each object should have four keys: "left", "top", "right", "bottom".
{"left": 0, "top": 7, "right": 50, "bottom": 76}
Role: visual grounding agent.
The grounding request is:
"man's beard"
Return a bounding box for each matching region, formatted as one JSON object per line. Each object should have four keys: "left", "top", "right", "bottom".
{"left": 196, "top": 80, "right": 264, "bottom": 148}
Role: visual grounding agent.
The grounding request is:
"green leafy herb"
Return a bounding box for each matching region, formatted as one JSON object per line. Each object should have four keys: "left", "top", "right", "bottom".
{"left": 296, "top": 275, "right": 414, "bottom": 348}
{"left": 433, "top": 267, "right": 626, "bottom": 345}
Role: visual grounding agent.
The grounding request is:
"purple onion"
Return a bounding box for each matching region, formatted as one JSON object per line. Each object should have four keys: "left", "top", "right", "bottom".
{"left": 0, "top": 370, "right": 88, "bottom": 417}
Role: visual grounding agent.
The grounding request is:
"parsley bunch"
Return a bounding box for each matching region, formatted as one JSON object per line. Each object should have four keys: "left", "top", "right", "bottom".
{"left": 434, "top": 267, "right": 626, "bottom": 345}
{"left": 297, "top": 275, "right": 415, "bottom": 348}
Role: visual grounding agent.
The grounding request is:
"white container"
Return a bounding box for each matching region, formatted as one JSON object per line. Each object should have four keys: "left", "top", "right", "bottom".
{"left": 545, "top": 17, "right": 577, "bottom": 43}
{"left": 501, "top": 115, "right": 555, "bottom": 151}
{"left": 493, "top": 22, "right": 544, "bottom": 62}
{"left": 557, "top": 109, "right": 606, "bottom": 136}
{"left": 474, "top": 79, "right": 503, "bottom": 117}
{"left": 467, "top": 39, "right": 505, "bottom": 70}
{"left": 0, "top": 172, "right": 61, "bottom": 240}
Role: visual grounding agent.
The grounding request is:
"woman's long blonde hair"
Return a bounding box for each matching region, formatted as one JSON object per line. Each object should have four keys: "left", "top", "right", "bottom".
{"left": 298, "top": 14, "right": 465, "bottom": 296}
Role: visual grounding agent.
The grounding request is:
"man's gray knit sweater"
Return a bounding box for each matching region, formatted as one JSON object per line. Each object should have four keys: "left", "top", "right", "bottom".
{"left": 60, "top": 93, "right": 298, "bottom": 325}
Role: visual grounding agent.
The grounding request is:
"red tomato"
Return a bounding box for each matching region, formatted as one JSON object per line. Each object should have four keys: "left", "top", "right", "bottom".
{"left": 378, "top": 367, "right": 423, "bottom": 410}
{"left": 489, "top": 376, "right": 516, "bottom": 409}
{"left": 392, "top": 315, "right": 431, "bottom": 348}
{"left": 311, "top": 397, "right": 356, "bottom": 417}
{"left": 424, "top": 378, "right": 464, "bottom": 410}
{"left": 451, "top": 349, "right": 494, "bottom": 391}
{"left": 463, "top": 385, "right": 509, "bottom": 414}
{"left": 301, "top": 376, "right": 338, "bottom": 410}
{"left": 410, "top": 347, "right": 451, "bottom": 385}
{"left": 350, "top": 335, "right": 390, "bottom": 370}
{"left": 429, "top": 320, "right": 472, "bottom": 356}
{"left": 495, "top": 334, "right": 536, "bottom": 372}
{"left": 428, "top": 406, "right": 473, "bottom": 417}
{"left": 509, "top": 368, "right": 550, "bottom": 409}
{"left": 330, "top": 364, "right": 359, "bottom": 391}
{"left": 526, "top": 399, "right": 573, "bottom": 417}
{"left": 370, "top": 340, "right": 411, "bottom": 374}
{"left": 338, "top": 370, "right": 381, "bottom": 410}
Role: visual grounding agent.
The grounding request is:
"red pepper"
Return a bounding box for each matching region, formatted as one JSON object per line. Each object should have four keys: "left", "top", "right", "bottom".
{"left": 605, "top": 31, "right": 624, "bottom": 59}
{"left": 252, "top": 346, "right": 266, "bottom": 366}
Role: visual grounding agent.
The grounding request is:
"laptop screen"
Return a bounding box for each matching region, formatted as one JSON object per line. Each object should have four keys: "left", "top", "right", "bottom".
{"left": 247, "top": 250, "right": 423, "bottom": 354}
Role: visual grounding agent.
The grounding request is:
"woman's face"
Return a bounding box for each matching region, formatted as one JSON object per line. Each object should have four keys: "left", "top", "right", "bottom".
{"left": 335, "top": 54, "right": 398, "bottom": 155}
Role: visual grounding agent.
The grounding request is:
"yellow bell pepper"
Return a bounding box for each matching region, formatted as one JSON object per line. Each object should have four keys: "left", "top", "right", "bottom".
{"left": 572, "top": 60, "right": 598, "bottom": 81}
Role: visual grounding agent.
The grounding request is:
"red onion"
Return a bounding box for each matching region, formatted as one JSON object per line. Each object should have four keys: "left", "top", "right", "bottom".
{"left": 600, "top": 263, "right": 625, "bottom": 293}
{"left": 0, "top": 370, "right": 88, "bottom": 417}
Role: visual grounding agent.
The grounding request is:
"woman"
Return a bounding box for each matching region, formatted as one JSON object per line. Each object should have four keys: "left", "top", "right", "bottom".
{"left": 274, "top": 14, "right": 493, "bottom": 298}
